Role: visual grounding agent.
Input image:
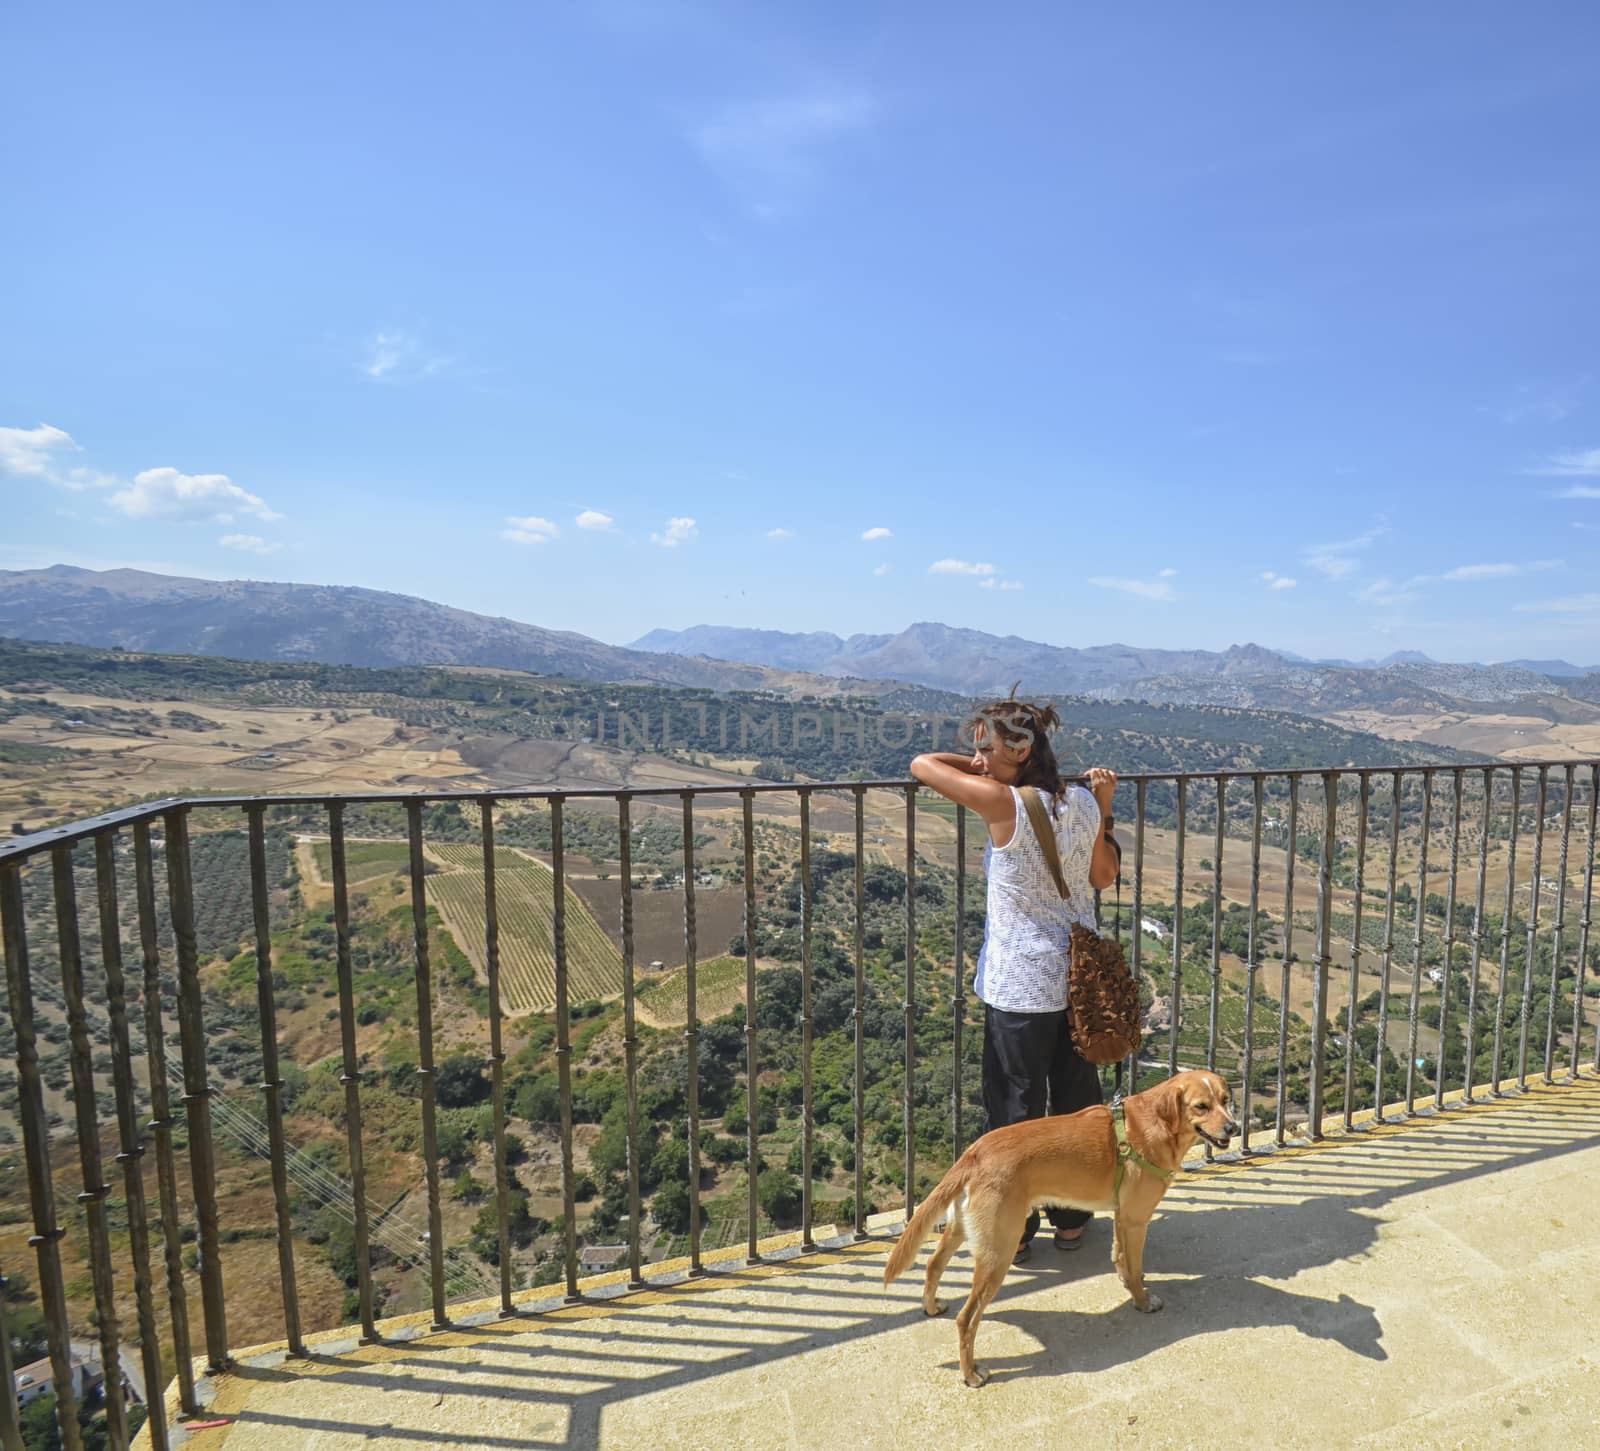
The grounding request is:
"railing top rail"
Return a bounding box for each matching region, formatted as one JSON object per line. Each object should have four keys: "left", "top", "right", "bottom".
{"left": 3, "top": 757, "right": 1595, "bottom": 866}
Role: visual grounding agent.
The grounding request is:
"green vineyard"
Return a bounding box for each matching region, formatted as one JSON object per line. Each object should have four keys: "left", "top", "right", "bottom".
{"left": 311, "top": 839, "right": 411, "bottom": 881}
{"left": 634, "top": 955, "right": 747, "bottom": 1026}
{"left": 423, "top": 843, "right": 624, "bottom": 1014}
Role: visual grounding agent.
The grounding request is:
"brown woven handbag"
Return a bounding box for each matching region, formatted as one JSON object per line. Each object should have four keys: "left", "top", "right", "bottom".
{"left": 1018, "top": 786, "right": 1143, "bottom": 1066}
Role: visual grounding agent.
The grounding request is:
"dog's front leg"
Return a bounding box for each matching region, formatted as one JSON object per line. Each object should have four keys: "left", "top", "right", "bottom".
{"left": 1114, "top": 1215, "right": 1162, "bottom": 1313}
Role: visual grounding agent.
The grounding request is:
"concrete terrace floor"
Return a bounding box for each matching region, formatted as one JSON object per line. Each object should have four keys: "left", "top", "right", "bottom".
{"left": 144, "top": 1075, "right": 1600, "bottom": 1451}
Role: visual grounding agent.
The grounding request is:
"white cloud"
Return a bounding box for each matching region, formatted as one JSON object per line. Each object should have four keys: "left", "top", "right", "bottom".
{"left": 873, "top": 563, "right": 891, "bottom": 577}
{"left": 1556, "top": 484, "right": 1600, "bottom": 499}
{"left": 219, "top": 534, "right": 280, "bottom": 555}
{"left": 1158, "top": 567, "right": 1178, "bottom": 578}
{"left": 1262, "top": 572, "right": 1297, "bottom": 590}
{"left": 1527, "top": 448, "right": 1600, "bottom": 477}
{"left": 979, "top": 578, "right": 1025, "bottom": 591}
{"left": 1406, "top": 560, "right": 1561, "bottom": 587}
{"left": 0, "top": 423, "right": 77, "bottom": 479}
{"left": 651, "top": 516, "right": 698, "bottom": 548}
{"left": 576, "top": 509, "right": 615, "bottom": 531}
{"left": 111, "top": 467, "right": 281, "bottom": 523}
{"left": 929, "top": 559, "right": 996, "bottom": 577}
{"left": 0, "top": 422, "right": 118, "bottom": 491}
{"left": 861, "top": 526, "right": 892, "bottom": 542}
{"left": 1088, "top": 575, "right": 1176, "bottom": 602}
{"left": 364, "top": 329, "right": 450, "bottom": 382}
{"left": 767, "top": 527, "right": 795, "bottom": 539}
{"left": 1513, "top": 593, "right": 1600, "bottom": 615}
{"left": 502, "top": 515, "right": 560, "bottom": 545}
{"left": 1358, "top": 577, "right": 1416, "bottom": 608}
{"left": 691, "top": 87, "right": 876, "bottom": 216}
{"left": 1305, "top": 523, "right": 1386, "bottom": 580}
{"left": 1437, "top": 562, "right": 1520, "bottom": 581}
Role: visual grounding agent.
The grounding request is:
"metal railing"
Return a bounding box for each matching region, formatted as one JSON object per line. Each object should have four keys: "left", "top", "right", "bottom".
{"left": 1, "top": 760, "right": 1597, "bottom": 1451}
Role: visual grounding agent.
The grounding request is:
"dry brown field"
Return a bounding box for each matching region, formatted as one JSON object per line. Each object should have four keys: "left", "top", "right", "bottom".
{"left": 1325, "top": 706, "right": 1600, "bottom": 761}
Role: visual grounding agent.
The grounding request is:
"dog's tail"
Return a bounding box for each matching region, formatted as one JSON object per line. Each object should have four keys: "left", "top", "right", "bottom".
{"left": 882, "top": 1163, "right": 966, "bottom": 1286}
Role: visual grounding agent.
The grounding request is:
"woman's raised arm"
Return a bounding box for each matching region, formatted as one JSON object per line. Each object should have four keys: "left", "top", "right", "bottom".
{"left": 910, "top": 752, "right": 1013, "bottom": 824}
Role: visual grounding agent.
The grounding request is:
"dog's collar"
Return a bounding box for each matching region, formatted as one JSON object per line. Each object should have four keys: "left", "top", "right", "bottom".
{"left": 1111, "top": 1095, "right": 1174, "bottom": 1205}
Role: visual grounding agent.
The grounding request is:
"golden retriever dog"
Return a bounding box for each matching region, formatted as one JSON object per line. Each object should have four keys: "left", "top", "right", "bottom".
{"left": 883, "top": 1069, "right": 1239, "bottom": 1387}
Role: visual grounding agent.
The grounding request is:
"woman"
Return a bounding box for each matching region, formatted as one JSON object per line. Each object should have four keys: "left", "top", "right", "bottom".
{"left": 911, "top": 695, "right": 1119, "bottom": 1259}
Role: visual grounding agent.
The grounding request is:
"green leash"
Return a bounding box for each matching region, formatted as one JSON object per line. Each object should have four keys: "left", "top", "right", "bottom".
{"left": 1110, "top": 1095, "right": 1174, "bottom": 1206}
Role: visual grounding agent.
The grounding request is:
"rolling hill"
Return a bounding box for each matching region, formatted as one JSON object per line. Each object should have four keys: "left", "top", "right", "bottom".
{"left": 0, "top": 565, "right": 801, "bottom": 693}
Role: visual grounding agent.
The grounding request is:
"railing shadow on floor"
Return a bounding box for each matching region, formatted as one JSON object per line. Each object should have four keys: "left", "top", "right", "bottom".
{"left": 202, "top": 1078, "right": 1600, "bottom": 1450}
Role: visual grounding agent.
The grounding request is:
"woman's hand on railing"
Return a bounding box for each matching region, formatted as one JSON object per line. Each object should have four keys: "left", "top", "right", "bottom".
{"left": 1086, "top": 767, "right": 1118, "bottom": 814}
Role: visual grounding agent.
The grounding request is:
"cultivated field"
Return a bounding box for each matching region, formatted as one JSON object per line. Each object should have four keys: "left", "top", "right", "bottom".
{"left": 635, "top": 954, "right": 751, "bottom": 1028}
{"left": 310, "top": 838, "right": 412, "bottom": 880}
{"left": 423, "top": 843, "right": 625, "bottom": 1014}
{"left": 1326, "top": 706, "right": 1600, "bottom": 762}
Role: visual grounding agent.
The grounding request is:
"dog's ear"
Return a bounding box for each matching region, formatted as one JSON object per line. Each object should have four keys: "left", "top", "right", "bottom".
{"left": 1153, "top": 1076, "right": 1187, "bottom": 1140}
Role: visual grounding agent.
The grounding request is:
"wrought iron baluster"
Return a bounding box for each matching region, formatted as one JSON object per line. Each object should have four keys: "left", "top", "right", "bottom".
{"left": 133, "top": 821, "right": 197, "bottom": 1410}
{"left": 405, "top": 800, "right": 449, "bottom": 1325}
{"left": 1433, "top": 772, "right": 1464, "bottom": 1108}
{"left": 246, "top": 807, "right": 305, "bottom": 1353}
{"left": 1275, "top": 776, "right": 1300, "bottom": 1144}
{"left": 2, "top": 863, "right": 81, "bottom": 1448}
{"left": 1543, "top": 765, "right": 1575, "bottom": 1083}
{"left": 1207, "top": 777, "right": 1225, "bottom": 1076}
{"left": 1492, "top": 767, "right": 1523, "bottom": 1096}
{"left": 1309, "top": 772, "right": 1338, "bottom": 1138}
{"left": 94, "top": 831, "right": 169, "bottom": 1450}
{"left": 680, "top": 792, "right": 704, "bottom": 1274}
{"left": 800, "top": 789, "right": 816, "bottom": 1251}
{"left": 327, "top": 803, "right": 377, "bottom": 1340}
{"left": 616, "top": 795, "right": 645, "bottom": 1288}
{"left": 549, "top": 797, "right": 579, "bottom": 1300}
{"left": 480, "top": 800, "right": 515, "bottom": 1312}
{"left": 903, "top": 786, "right": 917, "bottom": 1218}
{"left": 1404, "top": 774, "right": 1433, "bottom": 1115}
{"left": 53, "top": 844, "right": 127, "bottom": 1446}
{"left": 1464, "top": 771, "right": 1493, "bottom": 1102}
{"left": 1240, "top": 777, "right": 1262, "bottom": 1152}
{"left": 1516, "top": 768, "right": 1547, "bottom": 1090}
{"left": 164, "top": 807, "right": 229, "bottom": 1369}
{"left": 853, "top": 786, "right": 867, "bottom": 1240}
{"left": 953, "top": 804, "right": 967, "bottom": 1153}
{"left": 1373, "top": 776, "right": 1401, "bottom": 1121}
{"left": 1129, "top": 780, "right": 1147, "bottom": 1097}
{"left": 1343, "top": 773, "right": 1370, "bottom": 1130}
{"left": 1572, "top": 766, "right": 1598, "bottom": 1078}
{"left": 741, "top": 790, "right": 760, "bottom": 1265}
{"left": 1169, "top": 777, "right": 1187, "bottom": 1078}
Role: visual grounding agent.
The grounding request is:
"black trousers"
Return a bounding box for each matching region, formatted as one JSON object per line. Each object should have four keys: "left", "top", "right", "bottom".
{"left": 982, "top": 1003, "right": 1104, "bottom": 1243}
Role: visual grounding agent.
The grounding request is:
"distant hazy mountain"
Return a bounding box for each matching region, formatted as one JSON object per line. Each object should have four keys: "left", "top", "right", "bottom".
{"left": 634, "top": 622, "right": 1582, "bottom": 713}
{"left": 0, "top": 566, "right": 801, "bottom": 692}
{"left": 1277, "top": 649, "right": 1441, "bottom": 669}
{"left": 1496, "top": 658, "right": 1595, "bottom": 677}
{"left": 633, "top": 621, "right": 1297, "bottom": 697}
{"left": 629, "top": 625, "right": 876, "bottom": 674}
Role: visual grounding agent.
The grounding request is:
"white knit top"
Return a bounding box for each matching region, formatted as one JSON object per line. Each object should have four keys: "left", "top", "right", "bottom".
{"left": 974, "top": 784, "right": 1102, "bottom": 1013}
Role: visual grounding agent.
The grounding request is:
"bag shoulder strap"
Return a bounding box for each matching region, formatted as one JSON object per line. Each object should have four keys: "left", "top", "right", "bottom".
{"left": 1018, "top": 786, "right": 1071, "bottom": 901}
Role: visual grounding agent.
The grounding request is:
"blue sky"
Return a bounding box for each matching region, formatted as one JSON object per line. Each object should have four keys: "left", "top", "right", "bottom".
{"left": 3, "top": 1, "right": 1598, "bottom": 663}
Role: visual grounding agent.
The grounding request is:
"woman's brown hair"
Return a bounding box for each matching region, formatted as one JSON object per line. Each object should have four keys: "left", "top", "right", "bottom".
{"left": 965, "top": 685, "right": 1066, "bottom": 797}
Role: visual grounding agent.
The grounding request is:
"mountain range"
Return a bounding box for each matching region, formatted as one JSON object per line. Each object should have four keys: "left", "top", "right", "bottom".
{"left": 3, "top": 566, "right": 1596, "bottom": 715}
{"left": 632, "top": 623, "right": 1597, "bottom": 705}
{"left": 0, "top": 565, "right": 794, "bottom": 693}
